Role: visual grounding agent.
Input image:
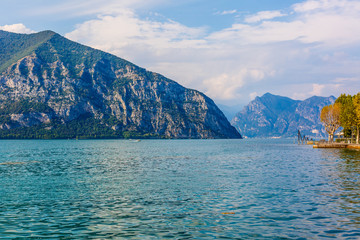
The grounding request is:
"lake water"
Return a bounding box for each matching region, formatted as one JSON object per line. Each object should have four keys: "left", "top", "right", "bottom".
{"left": 0, "top": 139, "right": 360, "bottom": 239}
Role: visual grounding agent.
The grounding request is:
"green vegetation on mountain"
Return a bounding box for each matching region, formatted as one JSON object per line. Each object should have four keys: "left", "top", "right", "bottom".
{"left": 0, "top": 30, "right": 56, "bottom": 73}
{"left": 0, "top": 114, "right": 161, "bottom": 139}
{"left": 0, "top": 100, "right": 53, "bottom": 114}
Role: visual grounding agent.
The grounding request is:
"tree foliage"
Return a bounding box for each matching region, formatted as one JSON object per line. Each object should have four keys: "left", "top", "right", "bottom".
{"left": 353, "top": 93, "right": 360, "bottom": 124}
{"left": 327, "top": 92, "right": 360, "bottom": 143}
{"left": 352, "top": 93, "right": 360, "bottom": 143}
{"left": 320, "top": 103, "right": 341, "bottom": 142}
{"left": 335, "top": 94, "right": 356, "bottom": 138}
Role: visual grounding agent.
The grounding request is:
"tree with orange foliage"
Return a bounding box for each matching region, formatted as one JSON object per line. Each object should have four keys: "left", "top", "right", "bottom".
{"left": 320, "top": 103, "right": 341, "bottom": 142}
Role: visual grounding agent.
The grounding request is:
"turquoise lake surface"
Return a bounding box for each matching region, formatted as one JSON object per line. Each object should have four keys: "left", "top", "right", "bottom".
{"left": 0, "top": 139, "right": 360, "bottom": 239}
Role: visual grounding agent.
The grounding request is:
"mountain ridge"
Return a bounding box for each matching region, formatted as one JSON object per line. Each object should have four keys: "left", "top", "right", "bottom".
{"left": 231, "top": 93, "right": 335, "bottom": 138}
{"left": 0, "top": 30, "right": 57, "bottom": 73}
{"left": 0, "top": 30, "right": 241, "bottom": 139}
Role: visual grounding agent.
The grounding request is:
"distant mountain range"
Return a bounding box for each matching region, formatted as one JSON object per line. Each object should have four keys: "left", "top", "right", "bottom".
{"left": 231, "top": 93, "right": 336, "bottom": 138}
{"left": 0, "top": 30, "right": 241, "bottom": 139}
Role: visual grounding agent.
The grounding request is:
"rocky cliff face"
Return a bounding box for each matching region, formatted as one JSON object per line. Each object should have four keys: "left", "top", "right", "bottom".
{"left": 0, "top": 30, "right": 241, "bottom": 139}
{"left": 231, "top": 93, "right": 335, "bottom": 138}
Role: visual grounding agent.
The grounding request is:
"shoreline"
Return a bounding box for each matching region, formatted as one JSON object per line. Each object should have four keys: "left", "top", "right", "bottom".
{"left": 313, "top": 142, "right": 360, "bottom": 149}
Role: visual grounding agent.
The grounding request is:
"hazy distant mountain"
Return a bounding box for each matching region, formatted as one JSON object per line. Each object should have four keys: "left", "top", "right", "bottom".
{"left": 0, "top": 30, "right": 241, "bottom": 139}
{"left": 231, "top": 93, "right": 336, "bottom": 138}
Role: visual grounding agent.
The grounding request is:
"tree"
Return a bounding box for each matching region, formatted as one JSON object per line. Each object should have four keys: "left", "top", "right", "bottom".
{"left": 320, "top": 103, "right": 341, "bottom": 142}
{"left": 353, "top": 93, "right": 360, "bottom": 144}
{"left": 336, "top": 94, "right": 357, "bottom": 142}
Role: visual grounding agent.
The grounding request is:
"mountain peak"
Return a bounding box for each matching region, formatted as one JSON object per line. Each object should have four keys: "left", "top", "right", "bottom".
{"left": 232, "top": 93, "right": 335, "bottom": 138}
{"left": 0, "top": 30, "right": 241, "bottom": 139}
{"left": 259, "top": 92, "right": 295, "bottom": 101}
{"left": 0, "top": 30, "right": 59, "bottom": 73}
{"left": 33, "top": 30, "right": 58, "bottom": 39}
{"left": 0, "top": 29, "right": 57, "bottom": 39}
{"left": 262, "top": 92, "right": 275, "bottom": 97}
{"left": 38, "top": 30, "right": 56, "bottom": 35}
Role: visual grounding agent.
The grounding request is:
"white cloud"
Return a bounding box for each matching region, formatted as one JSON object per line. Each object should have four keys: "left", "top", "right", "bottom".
{"left": 0, "top": 23, "right": 35, "bottom": 34}
{"left": 333, "top": 77, "right": 359, "bottom": 83}
{"left": 290, "top": 82, "right": 355, "bottom": 100}
{"left": 250, "top": 92, "right": 258, "bottom": 100}
{"left": 312, "top": 129, "right": 319, "bottom": 134}
{"left": 293, "top": 0, "right": 354, "bottom": 12}
{"left": 66, "top": 10, "right": 206, "bottom": 54}
{"left": 210, "top": 0, "right": 360, "bottom": 47}
{"left": 310, "top": 83, "right": 325, "bottom": 96}
{"left": 244, "top": 11, "right": 286, "bottom": 23}
{"left": 203, "top": 69, "right": 265, "bottom": 100}
{"left": 65, "top": 0, "right": 360, "bottom": 104}
{"left": 293, "top": 0, "right": 323, "bottom": 12}
{"left": 217, "top": 10, "right": 237, "bottom": 15}
{"left": 32, "top": 0, "right": 167, "bottom": 17}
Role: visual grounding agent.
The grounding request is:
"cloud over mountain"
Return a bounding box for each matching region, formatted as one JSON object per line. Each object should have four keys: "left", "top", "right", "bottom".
{"left": 0, "top": 23, "right": 35, "bottom": 34}
{"left": 2, "top": 0, "right": 360, "bottom": 105}
{"left": 62, "top": 0, "right": 360, "bottom": 105}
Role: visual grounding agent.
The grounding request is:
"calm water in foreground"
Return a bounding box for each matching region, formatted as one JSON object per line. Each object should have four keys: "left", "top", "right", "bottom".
{"left": 0, "top": 139, "right": 360, "bottom": 239}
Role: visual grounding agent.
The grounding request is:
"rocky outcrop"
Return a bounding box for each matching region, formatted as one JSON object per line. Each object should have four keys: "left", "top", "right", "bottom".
{"left": 231, "top": 93, "right": 335, "bottom": 138}
{"left": 0, "top": 30, "right": 241, "bottom": 139}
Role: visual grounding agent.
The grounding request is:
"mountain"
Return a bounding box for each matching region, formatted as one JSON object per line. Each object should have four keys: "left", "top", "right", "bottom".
{"left": 0, "top": 30, "right": 241, "bottom": 139}
{"left": 231, "top": 93, "right": 336, "bottom": 138}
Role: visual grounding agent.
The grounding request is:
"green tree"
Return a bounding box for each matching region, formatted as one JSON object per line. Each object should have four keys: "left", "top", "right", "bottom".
{"left": 320, "top": 103, "right": 341, "bottom": 142}
{"left": 353, "top": 93, "right": 360, "bottom": 144}
{"left": 336, "top": 94, "right": 357, "bottom": 141}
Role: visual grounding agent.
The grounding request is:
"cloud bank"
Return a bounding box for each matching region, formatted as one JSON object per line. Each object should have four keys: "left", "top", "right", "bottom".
{"left": 9, "top": 0, "right": 360, "bottom": 105}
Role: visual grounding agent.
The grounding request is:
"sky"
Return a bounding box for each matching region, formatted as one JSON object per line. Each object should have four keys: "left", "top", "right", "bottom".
{"left": 1, "top": 0, "right": 360, "bottom": 107}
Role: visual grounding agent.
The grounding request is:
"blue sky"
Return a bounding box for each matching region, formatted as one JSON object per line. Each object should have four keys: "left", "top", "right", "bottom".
{"left": 1, "top": 0, "right": 360, "bottom": 106}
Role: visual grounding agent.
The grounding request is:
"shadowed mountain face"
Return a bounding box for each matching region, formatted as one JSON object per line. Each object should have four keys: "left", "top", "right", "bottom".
{"left": 231, "top": 93, "right": 335, "bottom": 138}
{"left": 0, "top": 30, "right": 241, "bottom": 139}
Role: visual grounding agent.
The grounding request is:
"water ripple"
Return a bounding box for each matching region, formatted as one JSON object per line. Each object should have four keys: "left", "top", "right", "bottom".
{"left": 0, "top": 139, "right": 360, "bottom": 239}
